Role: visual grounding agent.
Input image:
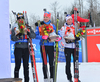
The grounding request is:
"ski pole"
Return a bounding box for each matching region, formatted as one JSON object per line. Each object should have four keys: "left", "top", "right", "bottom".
{"left": 12, "top": 11, "right": 17, "bottom": 22}
{"left": 54, "top": 12, "right": 59, "bottom": 82}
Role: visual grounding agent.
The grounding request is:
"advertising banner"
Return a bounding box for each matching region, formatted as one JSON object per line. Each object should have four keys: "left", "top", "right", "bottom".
{"left": 10, "top": 36, "right": 82, "bottom": 63}
{"left": 86, "top": 28, "right": 100, "bottom": 62}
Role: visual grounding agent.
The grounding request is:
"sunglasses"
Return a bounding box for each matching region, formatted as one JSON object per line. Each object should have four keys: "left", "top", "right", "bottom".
{"left": 17, "top": 16, "right": 24, "bottom": 20}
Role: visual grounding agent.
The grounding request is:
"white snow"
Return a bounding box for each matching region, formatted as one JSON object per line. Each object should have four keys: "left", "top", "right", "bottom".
{"left": 11, "top": 62, "right": 100, "bottom": 82}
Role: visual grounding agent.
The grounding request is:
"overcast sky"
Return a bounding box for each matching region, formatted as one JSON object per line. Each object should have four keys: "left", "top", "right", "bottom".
{"left": 9, "top": 0, "right": 75, "bottom": 20}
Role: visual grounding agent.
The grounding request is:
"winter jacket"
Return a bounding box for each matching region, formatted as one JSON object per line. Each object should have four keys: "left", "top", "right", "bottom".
{"left": 11, "top": 23, "right": 36, "bottom": 48}
{"left": 71, "top": 14, "right": 89, "bottom": 25}
{"left": 60, "top": 23, "right": 75, "bottom": 49}
{"left": 35, "top": 21, "right": 56, "bottom": 46}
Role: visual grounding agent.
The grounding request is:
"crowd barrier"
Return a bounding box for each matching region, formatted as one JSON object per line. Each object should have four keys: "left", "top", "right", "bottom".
{"left": 10, "top": 36, "right": 82, "bottom": 63}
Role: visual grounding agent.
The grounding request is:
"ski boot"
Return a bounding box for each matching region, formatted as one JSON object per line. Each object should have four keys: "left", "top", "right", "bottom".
{"left": 50, "top": 78, "right": 53, "bottom": 82}
{"left": 44, "top": 79, "right": 48, "bottom": 82}
{"left": 68, "top": 79, "right": 73, "bottom": 82}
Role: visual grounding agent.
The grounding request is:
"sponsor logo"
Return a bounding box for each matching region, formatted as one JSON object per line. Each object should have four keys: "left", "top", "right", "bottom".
{"left": 33, "top": 44, "right": 37, "bottom": 51}
{"left": 11, "top": 44, "right": 14, "bottom": 51}
{"left": 96, "top": 44, "right": 100, "bottom": 51}
{"left": 87, "top": 29, "right": 100, "bottom": 35}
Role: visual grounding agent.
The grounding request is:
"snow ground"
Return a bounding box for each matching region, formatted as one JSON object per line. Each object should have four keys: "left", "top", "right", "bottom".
{"left": 11, "top": 62, "right": 100, "bottom": 82}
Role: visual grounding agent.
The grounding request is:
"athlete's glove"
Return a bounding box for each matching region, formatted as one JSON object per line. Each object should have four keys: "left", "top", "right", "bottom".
{"left": 16, "top": 33, "right": 22, "bottom": 39}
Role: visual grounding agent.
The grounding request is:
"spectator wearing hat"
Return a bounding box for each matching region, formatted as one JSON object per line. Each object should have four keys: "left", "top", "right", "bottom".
{"left": 11, "top": 12, "right": 36, "bottom": 82}
{"left": 71, "top": 10, "right": 89, "bottom": 28}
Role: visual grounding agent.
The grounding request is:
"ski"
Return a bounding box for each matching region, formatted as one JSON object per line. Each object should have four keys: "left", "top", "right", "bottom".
{"left": 53, "top": 12, "right": 59, "bottom": 82}
{"left": 24, "top": 11, "right": 39, "bottom": 82}
{"left": 42, "top": 45, "right": 47, "bottom": 65}
{"left": 88, "top": 11, "right": 93, "bottom": 27}
{"left": 28, "top": 38, "right": 39, "bottom": 82}
{"left": 42, "top": 44, "right": 50, "bottom": 82}
{"left": 74, "top": 8, "right": 79, "bottom": 82}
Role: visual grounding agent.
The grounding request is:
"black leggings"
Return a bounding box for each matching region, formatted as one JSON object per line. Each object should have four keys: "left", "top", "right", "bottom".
{"left": 14, "top": 48, "right": 29, "bottom": 82}
{"left": 64, "top": 48, "right": 75, "bottom": 80}
{"left": 40, "top": 46, "right": 54, "bottom": 79}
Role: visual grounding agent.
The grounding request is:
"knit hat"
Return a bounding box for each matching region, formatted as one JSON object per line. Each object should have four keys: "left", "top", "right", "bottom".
{"left": 66, "top": 14, "right": 72, "bottom": 21}
{"left": 17, "top": 13, "right": 24, "bottom": 20}
{"left": 44, "top": 11, "right": 51, "bottom": 19}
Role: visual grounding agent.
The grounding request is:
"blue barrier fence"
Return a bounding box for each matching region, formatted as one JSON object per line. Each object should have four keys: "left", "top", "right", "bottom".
{"left": 10, "top": 37, "right": 82, "bottom": 63}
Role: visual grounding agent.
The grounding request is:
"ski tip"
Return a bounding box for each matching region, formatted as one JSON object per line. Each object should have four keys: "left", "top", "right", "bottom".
{"left": 74, "top": 7, "right": 77, "bottom": 11}
{"left": 25, "top": 11, "right": 27, "bottom": 13}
